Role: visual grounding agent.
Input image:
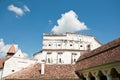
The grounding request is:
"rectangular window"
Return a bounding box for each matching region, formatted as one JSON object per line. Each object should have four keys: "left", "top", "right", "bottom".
{"left": 57, "top": 52, "right": 63, "bottom": 64}
{"left": 59, "top": 58, "right": 62, "bottom": 63}
{"left": 48, "top": 58, "right": 50, "bottom": 63}
{"left": 87, "top": 44, "right": 91, "bottom": 50}
{"left": 72, "top": 53, "right": 77, "bottom": 64}
{"left": 46, "top": 52, "right": 52, "bottom": 63}
{"left": 74, "top": 59, "right": 76, "bottom": 62}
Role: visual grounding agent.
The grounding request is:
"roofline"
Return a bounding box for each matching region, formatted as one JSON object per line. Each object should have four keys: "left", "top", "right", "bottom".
{"left": 93, "top": 37, "right": 103, "bottom": 45}
{"left": 77, "top": 37, "right": 120, "bottom": 62}
{"left": 43, "top": 32, "right": 95, "bottom": 38}
{"left": 33, "top": 50, "right": 42, "bottom": 56}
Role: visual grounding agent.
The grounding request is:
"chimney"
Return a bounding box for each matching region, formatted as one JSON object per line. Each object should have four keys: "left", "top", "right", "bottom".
{"left": 41, "top": 60, "right": 45, "bottom": 75}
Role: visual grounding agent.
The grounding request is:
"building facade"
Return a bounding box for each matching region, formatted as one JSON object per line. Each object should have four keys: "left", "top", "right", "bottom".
{"left": 0, "top": 44, "right": 15, "bottom": 79}
{"left": 34, "top": 32, "right": 102, "bottom": 64}
{"left": 3, "top": 37, "right": 120, "bottom": 80}
{"left": 76, "top": 38, "right": 120, "bottom": 80}
{"left": 0, "top": 58, "right": 9, "bottom": 79}
{"left": 0, "top": 44, "right": 37, "bottom": 79}
{"left": 2, "top": 49, "right": 37, "bottom": 78}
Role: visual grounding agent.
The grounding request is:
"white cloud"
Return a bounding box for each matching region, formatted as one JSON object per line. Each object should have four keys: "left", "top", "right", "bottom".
{"left": 0, "top": 39, "right": 18, "bottom": 58}
{"left": 8, "top": 4, "right": 30, "bottom": 17}
{"left": 51, "top": 10, "right": 88, "bottom": 33}
{"left": 24, "top": 5, "right": 30, "bottom": 12}
{"left": 8, "top": 4, "right": 24, "bottom": 16}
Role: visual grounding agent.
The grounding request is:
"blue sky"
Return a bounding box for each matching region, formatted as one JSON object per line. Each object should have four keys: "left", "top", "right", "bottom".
{"left": 0, "top": 0, "right": 120, "bottom": 57}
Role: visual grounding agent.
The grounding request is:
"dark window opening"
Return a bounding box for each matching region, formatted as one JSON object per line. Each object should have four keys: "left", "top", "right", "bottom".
{"left": 90, "top": 77, "right": 95, "bottom": 80}
{"left": 59, "top": 58, "right": 62, "bottom": 63}
{"left": 74, "top": 59, "right": 76, "bottom": 62}
{"left": 87, "top": 44, "right": 91, "bottom": 50}
{"left": 70, "top": 44, "right": 72, "bottom": 46}
{"left": 100, "top": 76, "right": 107, "bottom": 80}
{"left": 12, "top": 70, "right": 15, "bottom": 72}
{"left": 80, "top": 45, "right": 83, "bottom": 47}
{"left": 48, "top": 58, "right": 50, "bottom": 63}
{"left": 49, "top": 44, "right": 51, "bottom": 46}
{"left": 58, "top": 44, "right": 61, "bottom": 46}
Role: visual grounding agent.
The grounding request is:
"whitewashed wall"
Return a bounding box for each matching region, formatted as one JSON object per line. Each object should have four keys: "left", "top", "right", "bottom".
{"left": 35, "top": 51, "right": 81, "bottom": 64}
{"left": 0, "top": 69, "right": 3, "bottom": 79}
{"left": 34, "top": 33, "right": 102, "bottom": 64}
{"left": 2, "top": 50, "right": 36, "bottom": 78}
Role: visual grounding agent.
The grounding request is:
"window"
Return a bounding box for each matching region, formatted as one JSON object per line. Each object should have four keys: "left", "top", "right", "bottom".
{"left": 49, "top": 44, "right": 51, "bottom": 46}
{"left": 70, "top": 44, "right": 72, "bottom": 46}
{"left": 48, "top": 58, "right": 50, "bottom": 63}
{"left": 72, "top": 53, "right": 77, "bottom": 64}
{"left": 59, "top": 58, "right": 62, "bottom": 63}
{"left": 12, "top": 70, "right": 15, "bottom": 72}
{"left": 87, "top": 44, "right": 91, "bottom": 50}
{"left": 74, "top": 59, "right": 76, "bottom": 62}
{"left": 57, "top": 52, "right": 63, "bottom": 64}
{"left": 58, "top": 44, "right": 61, "bottom": 46}
{"left": 46, "top": 52, "right": 52, "bottom": 63}
{"left": 80, "top": 45, "right": 83, "bottom": 47}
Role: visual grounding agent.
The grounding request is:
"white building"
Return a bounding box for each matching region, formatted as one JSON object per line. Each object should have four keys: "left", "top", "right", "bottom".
{"left": 0, "top": 44, "right": 16, "bottom": 79}
{"left": 33, "top": 32, "right": 102, "bottom": 64}
{"left": 1, "top": 44, "right": 37, "bottom": 78}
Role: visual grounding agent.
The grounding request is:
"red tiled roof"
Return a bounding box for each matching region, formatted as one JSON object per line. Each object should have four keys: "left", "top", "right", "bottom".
{"left": 76, "top": 38, "right": 120, "bottom": 70}
{"left": 4, "top": 64, "right": 79, "bottom": 79}
{"left": 78, "top": 38, "right": 120, "bottom": 61}
{"left": 7, "top": 44, "right": 15, "bottom": 54}
{"left": 0, "top": 57, "right": 9, "bottom": 69}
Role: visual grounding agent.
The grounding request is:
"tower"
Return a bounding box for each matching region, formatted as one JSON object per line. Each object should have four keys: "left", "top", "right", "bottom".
{"left": 6, "top": 44, "right": 15, "bottom": 57}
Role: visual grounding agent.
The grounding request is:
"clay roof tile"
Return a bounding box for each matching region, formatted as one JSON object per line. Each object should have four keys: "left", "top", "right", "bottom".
{"left": 0, "top": 57, "right": 9, "bottom": 69}
{"left": 7, "top": 44, "right": 15, "bottom": 54}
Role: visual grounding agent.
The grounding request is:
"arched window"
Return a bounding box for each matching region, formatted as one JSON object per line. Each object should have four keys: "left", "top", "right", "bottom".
{"left": 110, "top": 68, "right": 119, "bottom": 79}
{"left": 98, "top": 71, "right": 107, "bottom": 80}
